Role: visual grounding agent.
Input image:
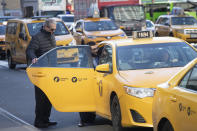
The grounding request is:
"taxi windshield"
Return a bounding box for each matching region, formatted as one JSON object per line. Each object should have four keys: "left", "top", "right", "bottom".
{"left": 0, "top": 25, "right": 6, "bottom": 35}
{"left": 62, "top": 16, "right": 74, "bottom": 22}
{"left": 84, "top": 20, "right": 118, "bottom": 31}
{"left": 171, "top": 17, "right": 197, "bottom": 25}
{"left": 27, "top": 21, "right": 70, "bottom": 36}
{"left": 117, "top": 42, "right": 197, "bottom": 70}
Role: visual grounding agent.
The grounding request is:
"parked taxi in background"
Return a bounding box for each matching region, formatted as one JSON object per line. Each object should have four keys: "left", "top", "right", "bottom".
{"left": 155, "top": 15, "right": 197, "bottom": 43}
{"left": 73, "top": 17, "right": 127, "bottom": 45}
{"left": 0, "top": 24, "right": 6, "bottom": 59}
{"left": 26, "top": 31, "right": 197, "bottom": 131}
{"left": 153, "top": 58, "right": 197, "bottom": 131}
{"left": 5, "top": 18, "right": 76, "bottom": 69}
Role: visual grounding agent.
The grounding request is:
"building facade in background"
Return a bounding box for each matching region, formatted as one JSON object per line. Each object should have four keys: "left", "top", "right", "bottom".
{"left": 0, "top": 0, "right": 22, "bottom": 16}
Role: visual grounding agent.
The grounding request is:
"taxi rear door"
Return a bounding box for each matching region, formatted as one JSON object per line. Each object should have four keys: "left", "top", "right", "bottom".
{"left": 26, "top": 46, "right": 96, "bottom": 112}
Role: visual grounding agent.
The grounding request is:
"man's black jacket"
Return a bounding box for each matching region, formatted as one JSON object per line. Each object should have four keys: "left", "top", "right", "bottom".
{"left": 26, "top": 28, "right": 56, "bottom": 64}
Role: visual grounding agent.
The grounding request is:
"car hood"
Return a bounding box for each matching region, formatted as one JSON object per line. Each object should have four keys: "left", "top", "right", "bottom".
{"left": 85, "top": 29, "right": 124, "bottom": 36}
{"left": 172, "top": 25, "right": 197, "bottom": 29}
{"left": 55, "top": 34, "right": 73, "bottom": 46}
{"left": 119, "top": 67, "right": 182, "bottom": 88}
{"left": 0, "top": 35, "right": 5, "bottom": 41}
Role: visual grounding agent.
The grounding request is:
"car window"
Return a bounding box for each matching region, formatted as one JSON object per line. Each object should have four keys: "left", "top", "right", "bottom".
{"left": 84, "top": 20, "right": 118, "bottom": 31}
{"left": 30, "top": 46, "right": 93, "bottom": 68}
{"left": 186, "top": 66, "right": 197, "bottom": 91}
{"left": 27, "top": 21, "right": 70, "bottom": 36}
{"left": 146, "top": 21, "right": 154, "bottom": 28}
{"left": 0, "top": 25, "right": 6, "bottom": 35}
{"left": 99, "top": 45, "right": 112, "bottom": 65}
{"left": 62, "top": 16, "right": 74, "bottom": 22}
{"left": 7, "top": 22, "right": 17, "bottom": 35}
{"left": 75, "top": 21, "right": 82, "bottom": 30}
{"left": 117, "top": 42, "right": 197, "bottom": 70}
{"left": 179, "top": 70, "right": 192, "bottom": 88}
{"left": 160, "top": 18, "right": 169, "bottom": 25}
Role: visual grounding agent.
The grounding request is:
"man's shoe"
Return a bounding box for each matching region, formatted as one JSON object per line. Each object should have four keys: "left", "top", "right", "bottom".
{"left": 34, "top": 123, "right": 49, "bottom": 128}
{"left": 78, "top": 121, "right": 84, "bottom": 127}
{"left": 47, "top": 121, "right": 57, "bottom": 126}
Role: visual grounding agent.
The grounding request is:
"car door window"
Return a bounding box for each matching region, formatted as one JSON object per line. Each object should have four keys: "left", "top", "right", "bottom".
{"left": 179, "top": 65, "right": 197, "bottom": 91}
{"left": 186, "top": 66, "right": 197, "bottom": 91}
{"left": 99, "top": 45, "right": 112, "bottom": 65}
{"left": 19, "top": 23, "right": 27, "bottom": 40}
{"left": 30, "top": 46, "right": 93, "bottom": 68}
{"left": 75, "top": 21, "right": 83, "bottom": 30}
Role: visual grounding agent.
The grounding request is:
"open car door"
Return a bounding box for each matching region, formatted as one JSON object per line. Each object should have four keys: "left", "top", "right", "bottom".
{"left": 26, "top": 46, "right": 96, "bottom": 112}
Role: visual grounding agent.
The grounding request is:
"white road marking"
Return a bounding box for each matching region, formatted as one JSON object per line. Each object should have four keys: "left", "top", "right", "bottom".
{"left": 0, "top": 107, "right": 39, "bottom": 130}
{"left": 0, "top": 60, "right": 8, "bottom": 67}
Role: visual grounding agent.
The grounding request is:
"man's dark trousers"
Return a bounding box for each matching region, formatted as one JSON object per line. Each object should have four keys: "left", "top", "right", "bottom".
{"left": 34, "top": 86, "right": 52, "bottom": 123}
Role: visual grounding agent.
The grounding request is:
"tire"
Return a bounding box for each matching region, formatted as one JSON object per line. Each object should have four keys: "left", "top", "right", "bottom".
{"left": 79, "top": 112, "right": 96, "bottom": 123}
{"left": 8, "top": 54, "right": 16, "bottom": 69}
{"left": 111, "top": 95, "right": 124, "bottom": 131}
{"left": 161, "top": 121, "right": 174, "bottom": 131}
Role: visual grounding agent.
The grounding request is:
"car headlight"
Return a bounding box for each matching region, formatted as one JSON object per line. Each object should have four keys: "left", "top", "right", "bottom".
{"left": 176, "top": 29, "right": 185, "bottom": 34}
{"left": 118, "top": 33, "right": 126, "bottom": 37}
{"left": 87, "top": 35, "right": 97, "bottom": 39}
{"left": 68, "top": 39, "right": 76, "bottom": 46}
{"left": 124, "top": 86, "right": 155, "bottom": 98}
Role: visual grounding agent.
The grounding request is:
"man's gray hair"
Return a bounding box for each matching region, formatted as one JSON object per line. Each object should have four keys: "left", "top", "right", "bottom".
{"left": 44, "top": 18, "right": 56, "bottom": 27}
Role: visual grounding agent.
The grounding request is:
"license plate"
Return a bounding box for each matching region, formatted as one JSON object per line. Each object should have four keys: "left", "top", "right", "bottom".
{"left": 190, "top": 34, "right": 197, "bottom": 38}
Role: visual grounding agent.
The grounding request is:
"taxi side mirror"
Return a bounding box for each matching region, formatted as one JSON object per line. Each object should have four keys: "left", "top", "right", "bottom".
{"left": 96, "top": 64, "right": 111, "bottom": 73}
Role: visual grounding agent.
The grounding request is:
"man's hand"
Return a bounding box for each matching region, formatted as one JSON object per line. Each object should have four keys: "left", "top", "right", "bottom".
{"left": 32, "top": 58, "right": 38, "bottom": 64}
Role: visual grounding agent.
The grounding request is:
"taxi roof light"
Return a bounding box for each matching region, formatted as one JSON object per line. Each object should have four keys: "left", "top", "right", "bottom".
{"left": 132, "top": 31, "right": 153, "bottom": 39}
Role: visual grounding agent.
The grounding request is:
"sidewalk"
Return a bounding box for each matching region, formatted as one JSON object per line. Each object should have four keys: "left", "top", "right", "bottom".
{"left": 0, "top": 108, "right": 39, "bottom": 131}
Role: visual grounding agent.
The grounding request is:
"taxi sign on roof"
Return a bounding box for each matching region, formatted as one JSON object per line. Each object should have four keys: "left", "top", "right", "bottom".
{"left": 133, "top": 31, "right": 153, "bottom": 39}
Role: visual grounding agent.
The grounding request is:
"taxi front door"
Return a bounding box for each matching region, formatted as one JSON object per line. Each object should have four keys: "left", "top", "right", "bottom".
{"left": 26, "top": 46, "right": 97, "bottom": 112}
{"left": 169, "top": 65, "right": 197, "bottom": 131}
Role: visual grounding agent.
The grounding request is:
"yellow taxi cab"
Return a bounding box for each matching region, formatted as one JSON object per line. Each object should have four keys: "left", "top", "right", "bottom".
{"left": 0, "top": 24, "right": 6, "bottom": 59}
{"left": 26, "top": 31, "right": 197, "bottom": 131}
{"left": 153, "top": 58, "right": 197, "bottom": 131}
{"left": 155, "top": 15, "right": 197, "bottom": 43}
{"left": 5, "top": 18, "right": 76, "bottom": 69}
{"left": 73, "top": 17, "right": 127, "bottom": 45}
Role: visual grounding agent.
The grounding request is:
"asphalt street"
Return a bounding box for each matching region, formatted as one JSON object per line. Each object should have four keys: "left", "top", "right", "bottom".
{"left": 0, "top": 60, "right": 153, "bottom": 131}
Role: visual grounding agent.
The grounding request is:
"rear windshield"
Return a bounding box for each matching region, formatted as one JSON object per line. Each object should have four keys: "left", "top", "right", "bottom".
{"left": 27, "top": 21, "right": 70, "bottom": 36}
{"left": 117, "top": 42, "right": 197, "bottom": 70}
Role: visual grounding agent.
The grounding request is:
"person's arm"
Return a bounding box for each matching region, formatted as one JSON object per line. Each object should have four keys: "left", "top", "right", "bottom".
{"left": 26, "top": 36, "right": 39, "bottom": 64}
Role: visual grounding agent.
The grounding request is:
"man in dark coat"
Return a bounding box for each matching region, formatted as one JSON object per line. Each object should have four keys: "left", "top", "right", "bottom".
{"left": 26, "top": 18, "right": 57, "bottom": 128}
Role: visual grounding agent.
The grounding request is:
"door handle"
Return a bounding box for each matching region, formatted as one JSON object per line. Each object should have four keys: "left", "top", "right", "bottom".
{"left": 32, "top": 72, "right": 46, "bottom": 77}
{"left": 170, "top": 96, "right": 177, "bottom": 102}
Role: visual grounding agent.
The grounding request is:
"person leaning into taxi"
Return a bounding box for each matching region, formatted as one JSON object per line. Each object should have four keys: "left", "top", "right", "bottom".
{"left": 26, "top": 18, "right": 57, "bottom": 128}
{"left": 78, "top": 42, "right": 101, "bottom": 127}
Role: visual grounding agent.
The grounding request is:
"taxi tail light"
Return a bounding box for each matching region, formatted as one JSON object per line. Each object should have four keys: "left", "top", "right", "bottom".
{"left": 130, "top": 109, "right": 146, "bottom": 123}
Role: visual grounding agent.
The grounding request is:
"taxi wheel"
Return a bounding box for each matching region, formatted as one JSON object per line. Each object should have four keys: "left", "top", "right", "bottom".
{"left": 161, "top": 121, "right": 174, "bottom": 131}
{"left": 80, "top": 112, "right": 96, "bottom": 123}
{"left": 8, "top": 54, "right": 16, "bottom": 69}
{"left": 111, "top": 95, "right": 123, "bottom": 131}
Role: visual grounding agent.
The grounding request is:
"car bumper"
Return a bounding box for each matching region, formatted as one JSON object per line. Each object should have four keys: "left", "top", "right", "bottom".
{"left": 176, "top": 33, "right": 197, "bottom": 43}
{"left": 119, "top": 94, "right": 153, "bottom": 128}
